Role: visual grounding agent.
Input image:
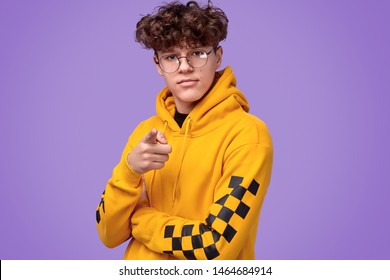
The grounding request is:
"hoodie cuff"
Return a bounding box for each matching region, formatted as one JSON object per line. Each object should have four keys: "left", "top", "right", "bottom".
{"left": 116, "top": 155, "right": 142, "bottom": 188}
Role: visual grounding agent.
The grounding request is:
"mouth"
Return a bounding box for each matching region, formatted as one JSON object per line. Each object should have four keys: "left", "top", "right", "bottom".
{"left": 177, "top": 79, "right": 198, "bottom": 87}
{"left": 177, "top": 79, "right": 198, "bottom": 85}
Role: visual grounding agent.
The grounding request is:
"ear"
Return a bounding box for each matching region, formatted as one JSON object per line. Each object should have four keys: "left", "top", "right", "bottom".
{"left": 153, "top": 55, "right": 164, "bottom": 76}
{"left": 215, "top": 46, "right": 223, "bottom": 68}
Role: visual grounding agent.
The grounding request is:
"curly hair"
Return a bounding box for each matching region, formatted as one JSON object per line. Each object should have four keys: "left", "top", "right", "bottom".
{"left": 135, "top": 1, "right": 228, "bottom": 51}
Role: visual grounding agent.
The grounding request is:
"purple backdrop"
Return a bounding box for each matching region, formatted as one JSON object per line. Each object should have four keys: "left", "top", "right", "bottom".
{"left": 1, "top": 0, "right": 389, "bottom": 260}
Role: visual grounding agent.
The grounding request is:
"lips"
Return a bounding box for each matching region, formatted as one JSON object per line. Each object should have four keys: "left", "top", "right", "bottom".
{"left": 178, "top": 79, "right": 198, "bottom": 85}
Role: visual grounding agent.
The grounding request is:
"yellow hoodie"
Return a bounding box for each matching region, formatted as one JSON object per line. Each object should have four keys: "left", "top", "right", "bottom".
{"left": 96, "top": 66, "right": 273, "bottom": 259}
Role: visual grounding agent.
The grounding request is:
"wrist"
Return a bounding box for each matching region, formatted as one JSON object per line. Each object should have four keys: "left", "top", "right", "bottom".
{"left": 126, "top": 152, "right": 142, "bottom": 174}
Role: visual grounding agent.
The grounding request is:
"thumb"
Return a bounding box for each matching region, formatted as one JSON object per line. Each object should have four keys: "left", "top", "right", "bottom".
{"left": 142, "top": 128, "right": 158, "bottom": 144}
{"left": 156, "top": 131, "right": 168, "bottom": 144}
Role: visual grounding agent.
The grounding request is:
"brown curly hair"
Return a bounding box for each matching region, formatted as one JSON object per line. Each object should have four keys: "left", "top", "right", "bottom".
{"left": 135, "top": 1, "right": 228, "bottom": 51}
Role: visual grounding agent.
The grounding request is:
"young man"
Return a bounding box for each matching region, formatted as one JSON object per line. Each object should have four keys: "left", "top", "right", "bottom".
{"left": 96, "top": 1, "right": 273, "bottom": 260}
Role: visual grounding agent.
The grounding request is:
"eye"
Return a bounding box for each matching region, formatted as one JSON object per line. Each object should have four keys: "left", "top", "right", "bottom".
{"left": 190, "top": 50, "right": 207, "bottom": 58}
{"left": 162, "top": 54, "right": 178, "bottom": 61}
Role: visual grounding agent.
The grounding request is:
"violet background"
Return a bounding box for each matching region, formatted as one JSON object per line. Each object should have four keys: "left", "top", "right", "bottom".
{"left": 1, "top": 0, "right": 389, "bottom": 260}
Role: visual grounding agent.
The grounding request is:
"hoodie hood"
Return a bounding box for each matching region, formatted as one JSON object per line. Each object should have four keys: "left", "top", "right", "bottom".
{"left": 156, "top": 66, "right": 249, "bottom": 135}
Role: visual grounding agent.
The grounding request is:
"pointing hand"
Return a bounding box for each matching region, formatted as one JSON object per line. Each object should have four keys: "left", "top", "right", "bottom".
{"left": 127, "top": 128, "right": 172, "bottom": 174}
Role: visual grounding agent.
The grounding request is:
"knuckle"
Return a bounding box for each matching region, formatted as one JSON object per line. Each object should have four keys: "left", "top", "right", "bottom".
{"left": 141, "top": 144, "right": 150, "bottom": 153}
{"left": 140, "top": 164, "right": 150, "bottom": 173}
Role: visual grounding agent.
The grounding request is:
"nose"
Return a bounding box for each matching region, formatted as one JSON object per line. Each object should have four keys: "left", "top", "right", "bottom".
{"left": 177, "top": 57, "right": 193, "bottom": 73}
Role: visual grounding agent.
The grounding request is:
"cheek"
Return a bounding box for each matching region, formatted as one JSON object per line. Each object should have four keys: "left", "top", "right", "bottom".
{"left": 200, "top": 70, "right": 216, "bottom": 88}
{"left": 163, "top": 76, "right": 175, "bottom": 88}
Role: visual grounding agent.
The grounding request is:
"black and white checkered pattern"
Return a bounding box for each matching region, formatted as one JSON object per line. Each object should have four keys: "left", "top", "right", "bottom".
{"left": 163, "top": 176, "right": 260, "bottom": 259}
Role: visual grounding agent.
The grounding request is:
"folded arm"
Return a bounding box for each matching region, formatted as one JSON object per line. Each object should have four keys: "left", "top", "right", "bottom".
{"left": 131, "top": 142, "right": 273, "bottom": 259}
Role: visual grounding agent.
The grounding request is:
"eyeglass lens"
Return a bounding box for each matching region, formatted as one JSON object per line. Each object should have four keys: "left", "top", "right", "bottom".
{"left": 159, "top": 49, "right": 212, "bottom": 73}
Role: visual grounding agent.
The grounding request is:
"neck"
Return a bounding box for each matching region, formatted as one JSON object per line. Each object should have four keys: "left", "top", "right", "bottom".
{"left": 175, "top": 103, "right": 196, "bottom": 114}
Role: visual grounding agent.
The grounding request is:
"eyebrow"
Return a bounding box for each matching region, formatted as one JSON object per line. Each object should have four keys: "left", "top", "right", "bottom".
{"left": 159, "top": 47, "right": 207, "bottom": 56}
{"left": 159, "top": 50, "right": 178, "bottom": 57}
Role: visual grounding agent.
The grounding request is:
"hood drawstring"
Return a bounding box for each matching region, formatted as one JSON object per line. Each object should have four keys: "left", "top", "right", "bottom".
{"left": 172, "top": 117, "right": 192, "bottom": 207}
{"left": 148, "top": 120, "right": 169, "bottom": 207}
{"left": 162, "top": 120, "right": 168, "bottom": 135}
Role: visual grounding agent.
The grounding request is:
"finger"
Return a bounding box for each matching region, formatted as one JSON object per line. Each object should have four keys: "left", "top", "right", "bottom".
{"left": 156, "top": 131, "right": 168, "bottom": 144}
{"left": 149, "top": 161, "right": 165, "bottom": 170}
{"left": 152, "top": 143, "right": 172, "bottom": 155}
{"left": 149, "top": 153, "right": 169, "bottom": 163}
{"left": 142, "top": 128, "right": 158, "bottom": 144}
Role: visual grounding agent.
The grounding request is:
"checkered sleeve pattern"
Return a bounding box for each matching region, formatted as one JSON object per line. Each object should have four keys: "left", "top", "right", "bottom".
{"left": 162, "top": 175, "right": 260, "bottom": 259}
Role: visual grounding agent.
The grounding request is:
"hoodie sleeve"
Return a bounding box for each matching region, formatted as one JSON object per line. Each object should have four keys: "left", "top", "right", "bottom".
{"left": 95, "top": 138, "right": 144, "bottom": 248}
{"left": 131, "top": 137, "right": 273, "bottom": 259}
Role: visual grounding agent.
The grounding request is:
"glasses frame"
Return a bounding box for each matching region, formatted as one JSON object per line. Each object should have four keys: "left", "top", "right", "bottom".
{"left": 155, "top": 47, "right": 215, "bottom": 73}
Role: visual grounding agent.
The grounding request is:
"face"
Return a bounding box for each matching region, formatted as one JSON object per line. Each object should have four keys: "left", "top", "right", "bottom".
{"left": 154, "top": 45, "right": 223, "bottom": 114}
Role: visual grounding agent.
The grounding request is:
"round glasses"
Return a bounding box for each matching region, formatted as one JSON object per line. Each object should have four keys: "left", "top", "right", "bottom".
{"left": 155, "top": 48, "right": 214, "bottom": 73}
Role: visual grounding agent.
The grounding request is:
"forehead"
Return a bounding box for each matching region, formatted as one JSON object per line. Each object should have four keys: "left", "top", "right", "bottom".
{"left": 158, "top": 45, "right": 209, "bottom": 55}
